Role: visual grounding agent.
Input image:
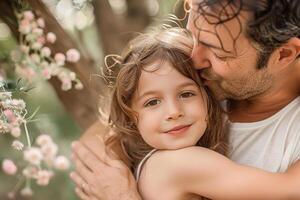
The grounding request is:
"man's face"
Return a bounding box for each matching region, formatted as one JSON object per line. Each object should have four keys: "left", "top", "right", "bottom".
{"left": 186, "top": 0, "right": 273, "bottom": 100}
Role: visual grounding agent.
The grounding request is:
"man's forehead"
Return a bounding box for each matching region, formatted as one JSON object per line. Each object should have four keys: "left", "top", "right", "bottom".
{"left": 187, "top": 3, "right": 250, "bottom": 55}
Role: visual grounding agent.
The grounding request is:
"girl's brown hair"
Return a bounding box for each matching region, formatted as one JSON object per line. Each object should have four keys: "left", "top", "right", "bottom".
{"left": 103, "top": 27, "right": 228, "bottom": 170}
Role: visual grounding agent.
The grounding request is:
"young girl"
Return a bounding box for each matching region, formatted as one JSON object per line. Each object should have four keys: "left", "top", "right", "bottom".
{"left": 104, "top": 27, "right": 299, "bottom": 200}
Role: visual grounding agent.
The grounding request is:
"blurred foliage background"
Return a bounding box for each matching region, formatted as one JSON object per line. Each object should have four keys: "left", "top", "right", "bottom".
{"left": 0, "top": 0, "right": 185, "bottom": 199}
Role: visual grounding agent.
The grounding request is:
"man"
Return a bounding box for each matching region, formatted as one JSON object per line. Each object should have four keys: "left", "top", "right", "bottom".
{"left": 71, "top": 0, "right": 300, "bottom": 199}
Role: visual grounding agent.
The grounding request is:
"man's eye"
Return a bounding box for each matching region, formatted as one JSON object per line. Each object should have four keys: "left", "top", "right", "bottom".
{"left": 214, "top": 52, "right": 236, "bottom": 61}
{"left": 180, "top": 92, "right": 195, "bottom": 98}
{"left": 144, "top": 99, "right": 160, "bottom": 107}
{"left": 214, "top": 53, "right": 228, "bottom": 61}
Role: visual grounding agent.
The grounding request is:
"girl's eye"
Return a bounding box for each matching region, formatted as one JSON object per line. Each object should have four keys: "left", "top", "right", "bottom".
{"left": 144, "top": 99, "right": 160, "bottom": 107}
{"left": 180, "top": 92, "right": 195, "bottom": 98}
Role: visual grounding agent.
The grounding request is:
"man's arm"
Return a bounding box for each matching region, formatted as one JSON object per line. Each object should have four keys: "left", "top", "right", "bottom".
{"left": 79, "top": 120, "right": 131, "bottom": 166}
{"left": 71, "top": 121, "right": 141, "bottom": 200}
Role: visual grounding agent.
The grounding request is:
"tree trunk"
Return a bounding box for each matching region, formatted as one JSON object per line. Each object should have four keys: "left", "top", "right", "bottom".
{"left": 0, "top": 0, "right": 106, "bottom": 130}
{"left": 92, "top": 0, "right": 151, "bottom": 55}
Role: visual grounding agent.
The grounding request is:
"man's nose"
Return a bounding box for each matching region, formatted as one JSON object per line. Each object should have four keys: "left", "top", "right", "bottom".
{"left": 191, "top": 43, "right": 211, "bottom": 70}
{"left": 166, "top": 101, "right": 184, "bottom": 121}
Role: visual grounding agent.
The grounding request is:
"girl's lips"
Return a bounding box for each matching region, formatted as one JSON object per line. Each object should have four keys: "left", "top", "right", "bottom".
{"left": 164, "top": 125, "right": 191, "bottom": 135}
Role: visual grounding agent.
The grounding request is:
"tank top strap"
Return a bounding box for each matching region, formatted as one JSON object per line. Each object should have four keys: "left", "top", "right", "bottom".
{"left": 135, "top": 149, "right": 159, "bottom": 182}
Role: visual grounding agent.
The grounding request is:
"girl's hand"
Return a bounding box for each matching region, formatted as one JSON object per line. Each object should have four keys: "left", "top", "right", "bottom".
{"left": 70, "top": 137, "right": 141, "bottom": 200}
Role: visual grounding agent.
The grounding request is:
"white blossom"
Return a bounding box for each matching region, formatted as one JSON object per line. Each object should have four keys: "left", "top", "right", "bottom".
{"left": 12, "top": 140, "right": 24, "bottom": 151}
{"left": 36, "top": 134, "right": 53, "bottom": 146}
{"left": 36, "top": 170, "right": 53, "bottom": 186}
{"left": 22, "top": 166, "right": 39, "bottom": 178}
{"left": 24, "top": 147, "right": 43, "bottom": 165}
{"left": 10, "top": 126, "right": 21, "bottom": 138}
{"left": 41, "top": 142, "right": 58, "bottom": 160}
{"left": 66, "top": 49, "right": 80, "bottom": 63}
{"left": 54, "top": 156, "right": 70, "bottom": 170}
{"left": 20, "top": 187, "right": 33, "bottom": 197}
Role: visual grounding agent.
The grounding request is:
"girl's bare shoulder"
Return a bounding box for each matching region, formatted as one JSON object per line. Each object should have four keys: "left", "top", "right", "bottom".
{"left": 137, "top": 147, "right": 229, "bottom": 199}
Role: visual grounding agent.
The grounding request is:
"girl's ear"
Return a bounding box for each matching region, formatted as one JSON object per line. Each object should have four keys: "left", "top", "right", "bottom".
{"left": 131, "top": 113, "right": 139, "bottom": 127}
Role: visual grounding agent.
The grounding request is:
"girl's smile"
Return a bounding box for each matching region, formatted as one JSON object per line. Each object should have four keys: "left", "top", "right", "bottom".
{"left": 163, "top": 124, "right": 192, "bottom": 136}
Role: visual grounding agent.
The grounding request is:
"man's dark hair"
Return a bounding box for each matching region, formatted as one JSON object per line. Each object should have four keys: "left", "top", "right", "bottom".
{"left": 194, "top": 0, "right": 300, "bottom": 68}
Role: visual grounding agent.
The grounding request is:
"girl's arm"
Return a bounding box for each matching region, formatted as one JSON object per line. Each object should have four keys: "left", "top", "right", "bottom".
{"left": 138, "top": 146, "right": 300, "bottom": 200}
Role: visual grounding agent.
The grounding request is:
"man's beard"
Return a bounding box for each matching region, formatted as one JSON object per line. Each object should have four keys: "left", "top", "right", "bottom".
{"left": 199, "top": 69, "right": 228, "bottom": 100}
{"left": 199, "top": 69, "right": 273, "bottom": 101}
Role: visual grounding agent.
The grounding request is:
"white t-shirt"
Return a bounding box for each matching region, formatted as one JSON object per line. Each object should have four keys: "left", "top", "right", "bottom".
{"left": 228, "top": 97, "right": 300, "bottom": 172}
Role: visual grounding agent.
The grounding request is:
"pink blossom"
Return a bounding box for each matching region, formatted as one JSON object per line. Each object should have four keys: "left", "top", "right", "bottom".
{"left": 32, "top": 28, "right": 43, "bottom": 36}
{"left": 54, "top": 53, "right": 66, "bottom": 66}
{"left": 41, "top": 47, "right": 51, "bottom": 57}
{"left": 66, "top": 49, "right": 80, "bottom": 63}
{"left": 10, "top": 50, "right": 22, "bottom": 62}
{"left": 0, "top": 122, "right": 9, "bottom": 133}
{"left": 2, "top": 99, "right": 25, "bottom": 111}
{"left": 69, "top": 72, "right": 76, "bottom": 81}
{"left": 30, "top": 53, "right": 41, "bottom": 64}
{"left": 31, "top": 21, "right": 38, "bottom": 29}
{"left": 36, "top": 170, "right": 53, "bottom": 186}
{"left": 19, "top": 19, "right": 31, "bottom": 34}
{"left": 41, "top": 61, "right": 49, "bottom": 68}
{"left": 23, "top": 11, "right": 35, "bottom": 21}
{"left": 26, "top": 67, "right": 36, "bottom": 78}
{"left": 36, "top": 134, "right": 53, "bottom": 146}
{"left": 2, "top": 159, "right": 17, "bottom": 175}
{"left": 37, "top": 36, "right": 46, "bottom": 45}
{"left": 25, "top": 33, "right": 35, "bottom": 42}
{"left": 37, "top": 18, "right": 45, "bottom": 28}
{"left": 3, "top": 109, "right": 16, "bottom": 123}
{"left": 42, "top": 68, "right": 51, "bottom": 80}
{"left": 10, "top": 99, "right": 26, "bottom": 110}
{"left": 20, "top": 187, "right": 33, "bottom": 197}
{"left": 49, "top": 63, "right": 59, "bottom": 76}
{"left": 31, "top": 42, "right": 42, "bottom": 50}
{"left": 75, "top": 82, "right": 83, "bottom": 90}
{"left": 12, "top": 140, "right": 24, "bottom": 151}
{"left": 61, "top": 78, "right": 72, "bottom": 91}
{"left": 54, "top": 156, "right": 70, "bottom": 170}
{"left": 22, "top": 166, "right": 39, "bottom": 178}
{"left": 46, "top": 32, "right": 56, "bottom": 43}
{"left": 41, "top": 143, "right": 58, "bottom": 159}
{"left": 15, "top": 67, "right": 34, "bottom": 81}
{"left": 24, "top": 147, "right": 43, "bottom": 165}
{"left": 20, "top": 45, "right": 30, "bottom": 53}
{"left": 10, "top": 126, "right": 21, "bottom": 138}
{"left": 7, "top": 192, "right": 15, "bottom": 199}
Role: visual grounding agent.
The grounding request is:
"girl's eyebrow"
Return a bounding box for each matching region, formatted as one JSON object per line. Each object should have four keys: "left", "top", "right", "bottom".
{"left": 137, "top": 90, "right": 158, "bottom": 102}
{"left": 137, "top": 81, "right": 198, "bottom": 101}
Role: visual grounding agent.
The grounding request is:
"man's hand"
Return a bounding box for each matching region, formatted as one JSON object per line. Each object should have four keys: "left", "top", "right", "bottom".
{"left": 70, "top": 134, "right": 141, "bottom": 200}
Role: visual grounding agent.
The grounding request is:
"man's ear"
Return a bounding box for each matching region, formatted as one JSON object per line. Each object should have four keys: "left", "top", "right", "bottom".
{"left": 275, "top": 37, "right": 300, "bottom": 68}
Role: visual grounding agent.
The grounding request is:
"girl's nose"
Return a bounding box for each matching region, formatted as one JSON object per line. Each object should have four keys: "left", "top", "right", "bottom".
{"left": 166, "top": 101, "right": 184, "bottom": 121}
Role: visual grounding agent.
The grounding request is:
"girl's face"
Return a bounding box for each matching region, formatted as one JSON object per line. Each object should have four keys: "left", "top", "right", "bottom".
{"left": 132, "top": 60, "right": 208, "bottom": 150}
